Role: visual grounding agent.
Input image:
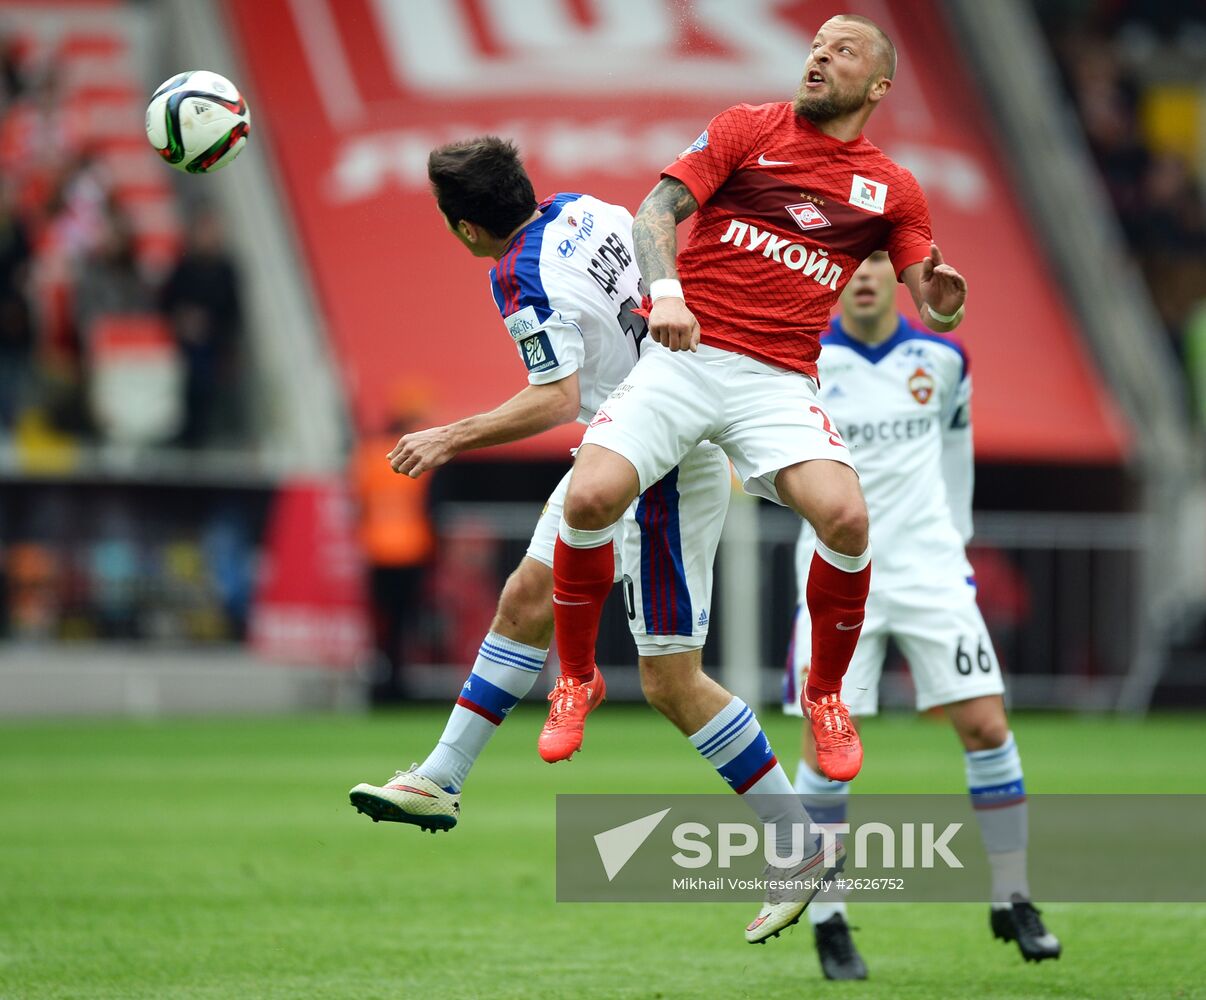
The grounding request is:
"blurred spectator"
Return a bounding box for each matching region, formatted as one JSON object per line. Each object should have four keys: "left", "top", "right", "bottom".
{"left": 159, "top": 206, "right": 244, "bottom": 447}
{"left": 73, "top": 208, "right": 152, "bottom": 341}
{"left": 201, "top": 507, "right": 256, "bottom": 640}
{"left": 1, "top": 61, "right": 82, "bottom": 221}
{"left": 0, "top": 31, "right": 251, "bottom": 456}
{"left": 1037, "top": 4, "right": 1206, "bottom": 417}
{"left": 0, "top": 25, "right": 262, "bottom": 651}
{"left": 6, "top": 541, "right": 60, "bottom": 639}
{"left": 0, "top": 180, "right": 32, "bottom": 430}
{"left": 0, "top": 35, "right": 26, "bottom": 111}
{"left": 352, "top": 410, "right": 437, "bottom": 701}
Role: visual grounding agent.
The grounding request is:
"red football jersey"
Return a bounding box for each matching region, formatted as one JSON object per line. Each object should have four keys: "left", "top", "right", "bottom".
{"left": 662, "top": 101, "right": 933, "bottom": 377}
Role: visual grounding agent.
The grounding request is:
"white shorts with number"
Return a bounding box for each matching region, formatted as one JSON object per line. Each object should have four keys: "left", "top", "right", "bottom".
{"left": 783, "top": 578, "right": 1005, "bottom": 717}
{"left": 527, "top": 441, "right": 731, "bottom": 656}
{"left": 582, "top": 342, "right": 854, "bottom": 505}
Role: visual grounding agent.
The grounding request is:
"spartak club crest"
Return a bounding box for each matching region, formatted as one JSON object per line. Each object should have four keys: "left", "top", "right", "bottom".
{"left": 908, "top": 366, "right": 935, "bottom": 404}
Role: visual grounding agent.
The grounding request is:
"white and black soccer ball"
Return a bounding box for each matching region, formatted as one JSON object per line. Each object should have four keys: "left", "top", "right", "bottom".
{"left": 145, "top": 70, "right": 251, "bottom": 174}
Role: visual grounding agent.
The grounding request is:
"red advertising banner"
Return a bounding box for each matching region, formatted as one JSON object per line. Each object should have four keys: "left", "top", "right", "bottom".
{"left": 249, "top": 479, "right": 371, "bottom": 668}
{"left": 226, "top": 0, "right": 1129, "bottom": 463}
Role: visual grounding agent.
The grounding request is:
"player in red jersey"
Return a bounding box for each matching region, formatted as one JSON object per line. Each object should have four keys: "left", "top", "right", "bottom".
{"left": 542, "top": 15, "right": 968, "bottom": 785}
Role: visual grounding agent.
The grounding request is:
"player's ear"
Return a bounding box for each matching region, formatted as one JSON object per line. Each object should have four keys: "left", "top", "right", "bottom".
{"left": 869, "top": 75, "right": 891, "bottom": 104}
{"left": 459, "top": 220, "right": 477, "bottom": 243}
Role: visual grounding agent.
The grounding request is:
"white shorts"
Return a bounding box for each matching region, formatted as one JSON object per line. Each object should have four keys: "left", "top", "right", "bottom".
{"left": 783, "top": 578, "right": 1006, "bottom": 716}
{"left": 527, "top": 441, "right": 731, "bottom": 656}
{"left": 583, "top": 343, "right": 854, "bottom": 505}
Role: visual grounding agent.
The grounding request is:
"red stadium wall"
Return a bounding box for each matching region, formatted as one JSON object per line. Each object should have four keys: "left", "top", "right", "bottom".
{"left": 224, "top": 0, "right": 1130, "bottom": 464}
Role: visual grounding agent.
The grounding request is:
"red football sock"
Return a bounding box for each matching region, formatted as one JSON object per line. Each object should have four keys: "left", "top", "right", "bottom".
{"left": 805, "top": 550, "right": 871, "bottom": 702}
{"left": 552, "top": 535, "right": 615, "bottom": 681}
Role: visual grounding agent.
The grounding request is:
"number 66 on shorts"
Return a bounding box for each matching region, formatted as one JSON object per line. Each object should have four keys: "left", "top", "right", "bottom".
{"left": 785, "top": 578, "right": 1005, "bottom": 718}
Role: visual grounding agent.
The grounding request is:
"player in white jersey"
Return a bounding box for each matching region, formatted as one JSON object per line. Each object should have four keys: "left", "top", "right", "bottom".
{"left": 348, "top": 136, "right": 730, "bottom": 832}
{"left": 783, "top": 252, "right": 1061, "bottom": 977}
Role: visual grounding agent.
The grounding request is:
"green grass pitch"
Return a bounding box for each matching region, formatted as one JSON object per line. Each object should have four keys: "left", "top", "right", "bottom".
{"left": 1, "top": 706, "right": 1203, "bottom": 999}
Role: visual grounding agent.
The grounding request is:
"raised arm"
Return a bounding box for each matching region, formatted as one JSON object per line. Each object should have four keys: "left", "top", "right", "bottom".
{"left": 633, "top": 178, "right": 703, "bottom": 352}
{"left": 388, "top": 374, "right": 581, "bottom": 478}
{"left": 632, "top": 177, "right": 698, "bottom": 283}
{"left": 901, "top": 242, "right": 968, "bottom": 333}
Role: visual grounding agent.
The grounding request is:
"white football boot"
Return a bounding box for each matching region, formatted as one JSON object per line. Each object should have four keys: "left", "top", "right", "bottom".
{"left": 349, "top": 766, "right": 460, "bottom": 833}
{"left": 745, "top": 839, "right": 847, "bottom": 944}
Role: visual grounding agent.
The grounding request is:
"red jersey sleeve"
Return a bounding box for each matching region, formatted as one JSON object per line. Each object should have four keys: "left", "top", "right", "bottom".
{"left": 661, "top": 104, "right": 762, "bottom": 207}
{"left": 886, "top": 169, "right": 933, "bottom": 280}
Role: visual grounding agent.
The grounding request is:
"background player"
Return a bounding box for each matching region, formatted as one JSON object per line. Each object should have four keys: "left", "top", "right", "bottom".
{"left": 784, "top": 252, "right": 1061, "bottom": 979}
{"left": 545, "top": 14, "right": 968, "bottom": 786}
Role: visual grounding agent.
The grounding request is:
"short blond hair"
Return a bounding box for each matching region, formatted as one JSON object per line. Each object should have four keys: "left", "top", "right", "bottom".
{"left": 833, "top": 14, "right": 896, "bottom": 80}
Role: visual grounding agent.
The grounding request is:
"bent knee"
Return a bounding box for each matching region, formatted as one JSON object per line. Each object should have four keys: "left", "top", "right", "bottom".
{"left": 564, "top": 481, "right": 628, "bottom": 531}
{"left": 962, "top": 718, "right": 1010, "bottom": 752}
{"left": 814, "top": 500, "right": 869, "bottom": 554}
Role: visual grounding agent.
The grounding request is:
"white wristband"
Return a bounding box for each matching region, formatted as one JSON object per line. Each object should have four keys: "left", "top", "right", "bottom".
{"left": 928, "top": 304, "right": 964, "bottom": 324}
{"left": 650, "top": 279, "right": 684, "bottom": 302}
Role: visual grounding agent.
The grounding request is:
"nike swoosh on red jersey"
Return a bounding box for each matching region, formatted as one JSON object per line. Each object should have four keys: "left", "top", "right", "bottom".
{"left": 758, "top": 153, "right": 792, "bottom": 166}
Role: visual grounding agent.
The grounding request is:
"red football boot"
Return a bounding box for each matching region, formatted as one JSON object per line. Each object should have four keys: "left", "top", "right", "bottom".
{"left": 803, "top": 692, "right": 863, "bottom": 781}
{"left": 538, "top": 668, "right": 606, "bottom": 763}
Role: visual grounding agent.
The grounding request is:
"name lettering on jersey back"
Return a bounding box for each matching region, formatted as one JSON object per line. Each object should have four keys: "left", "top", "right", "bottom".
{"left": 720, "top": 220, "right": 843, "bottom": 290}
{"left": 587, "top": 232, "right": 633, "bottom": 299}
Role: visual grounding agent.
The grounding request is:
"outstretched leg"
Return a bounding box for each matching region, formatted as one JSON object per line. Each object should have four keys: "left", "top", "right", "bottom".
{"left": 349, "top": 557, "right": 553, "bottom": 829}
{"left": 641, "top": 651, "right": 841, "bottom": 944}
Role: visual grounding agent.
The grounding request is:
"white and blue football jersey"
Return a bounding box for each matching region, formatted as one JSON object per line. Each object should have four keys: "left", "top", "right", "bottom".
{"left": 796, "top": 316, "right": 974, "bottom": 592}
{"left": 489, "top": 193, "right": 646, "bottom": 424}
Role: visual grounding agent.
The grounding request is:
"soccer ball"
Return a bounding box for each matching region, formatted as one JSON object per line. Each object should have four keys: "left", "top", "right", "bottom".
{"left": 145, "top": 70, "right": 251, "bottom": 174}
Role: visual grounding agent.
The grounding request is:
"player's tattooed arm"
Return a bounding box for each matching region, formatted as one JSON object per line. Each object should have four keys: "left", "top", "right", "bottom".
{"left": 634, "top": 178, "right": 702, "bottom": 351}
{"left": 633, "top": 178, "right": 699, "bottom": 283}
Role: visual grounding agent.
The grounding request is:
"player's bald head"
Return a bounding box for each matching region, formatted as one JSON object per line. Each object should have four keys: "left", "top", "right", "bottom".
{"left": 796, "top": 15, "right": 895, "bottom": 124}
{"left": 828, "top": 14, "right": 896, "bottom": 81}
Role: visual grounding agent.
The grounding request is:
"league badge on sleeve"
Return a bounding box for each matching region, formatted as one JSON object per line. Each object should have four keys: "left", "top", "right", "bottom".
{"left": 505, "top": 306, "right": 541, "bottom": 341}
{"left": 679, "top": 130, "right": 709, "bottom": 158}
{"left": 520, "top": 332, "right": 559, "bottom": 374}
